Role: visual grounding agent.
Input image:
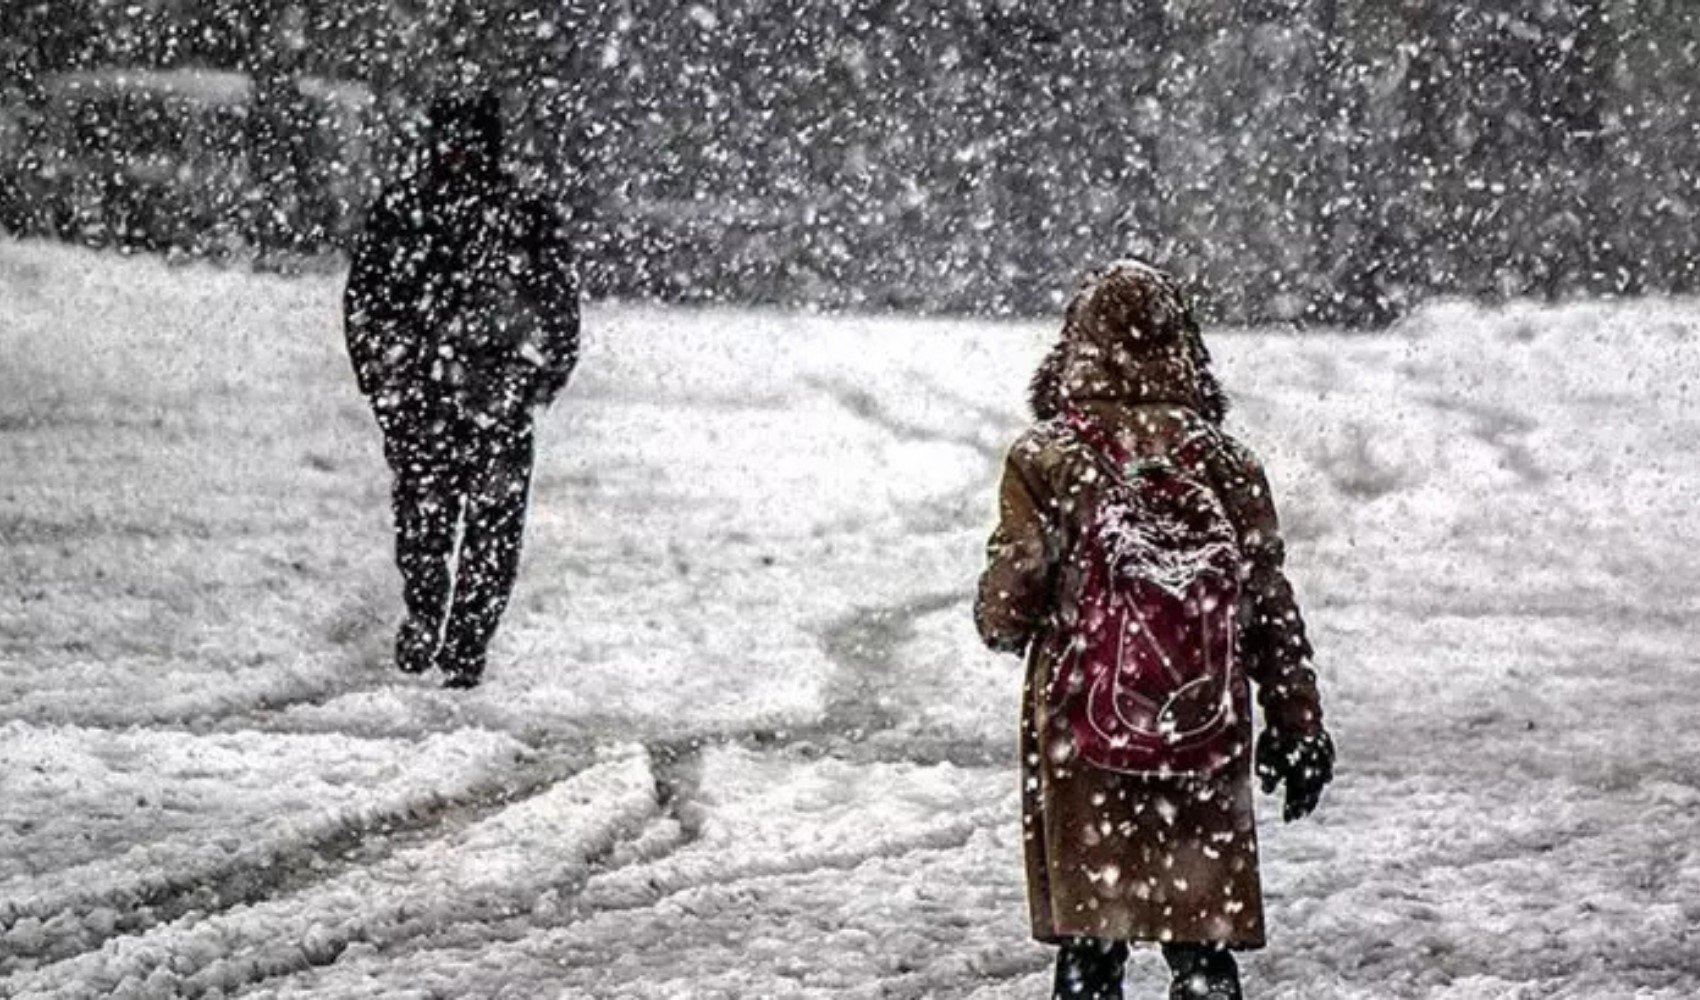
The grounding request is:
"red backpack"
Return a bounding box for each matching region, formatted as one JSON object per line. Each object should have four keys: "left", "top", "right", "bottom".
{"left": 1047, "top": 410, "right": 1245, "bottom": 779}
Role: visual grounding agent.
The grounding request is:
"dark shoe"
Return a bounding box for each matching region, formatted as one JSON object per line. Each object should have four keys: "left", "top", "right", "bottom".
{"left": 1169, "top": 976, "right": 1240, "bottom": 1000}
{"left": 1054, "top": 938, "right": 1127, "bottom": 999}
{"left": 396, "top": 618, "right": 438, "bottom": 674}
{"left": 1163, "top": 944, "right": 1241, "bottom": 1000}
{"left": 439, "top": 647, "right": 486, "bottom": 690}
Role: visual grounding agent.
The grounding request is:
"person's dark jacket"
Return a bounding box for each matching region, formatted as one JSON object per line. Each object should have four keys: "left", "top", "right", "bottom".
{"left": 344, "top": 106, "right": 579, "bottom": 421}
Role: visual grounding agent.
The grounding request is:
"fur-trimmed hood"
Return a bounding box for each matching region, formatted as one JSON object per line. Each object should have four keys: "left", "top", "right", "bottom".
{"left": 1029, "top": 260, "right": 1226, "bottom": 424}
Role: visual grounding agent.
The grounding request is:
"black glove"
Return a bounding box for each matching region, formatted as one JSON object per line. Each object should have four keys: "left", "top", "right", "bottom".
{"left": 1256, "top": 727, "right": 1335, "bottom": 822}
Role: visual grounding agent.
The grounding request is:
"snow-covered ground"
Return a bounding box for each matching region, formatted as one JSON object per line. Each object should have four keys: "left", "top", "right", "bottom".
{"left": 2, "top": 238, "right": 1698, "bottom": 999}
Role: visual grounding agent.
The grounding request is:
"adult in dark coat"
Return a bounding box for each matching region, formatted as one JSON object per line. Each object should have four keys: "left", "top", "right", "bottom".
{"left": 344, "top": 91, "right": 579, "bottom": 688}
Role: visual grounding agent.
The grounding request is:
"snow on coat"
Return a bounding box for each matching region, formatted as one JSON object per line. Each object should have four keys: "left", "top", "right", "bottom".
{"left": 975, "top": 261, "right": 1324, "bottom": 948}
{"left": 343, "top": 96, "right": 580, "bottom": 420}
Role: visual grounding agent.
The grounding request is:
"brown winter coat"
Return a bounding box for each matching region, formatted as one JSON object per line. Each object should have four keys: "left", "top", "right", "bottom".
{"left": 975, "top": 263, "right": 1323, "bottom": 949}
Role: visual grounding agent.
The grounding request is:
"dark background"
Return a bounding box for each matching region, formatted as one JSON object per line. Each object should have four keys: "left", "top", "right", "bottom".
{"left": 3, "top": 0, "right": 1696, "bottom": 326}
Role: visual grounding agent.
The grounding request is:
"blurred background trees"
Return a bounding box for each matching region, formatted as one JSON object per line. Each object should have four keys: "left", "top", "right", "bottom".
{"left": 2, "top": 0, "right": 1696, "bottom": 326}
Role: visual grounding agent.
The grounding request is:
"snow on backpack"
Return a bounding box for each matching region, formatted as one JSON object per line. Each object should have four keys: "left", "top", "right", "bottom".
{"left": 1048, "top": 410, "right": 1245, "bottom": 779}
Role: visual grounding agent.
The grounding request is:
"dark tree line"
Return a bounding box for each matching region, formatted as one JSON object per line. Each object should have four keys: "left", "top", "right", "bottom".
{"left": 5, "top": 0, "right": 1698, "bottom": 326}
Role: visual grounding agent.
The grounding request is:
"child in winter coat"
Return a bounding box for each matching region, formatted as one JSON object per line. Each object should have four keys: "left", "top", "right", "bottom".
{"left": 975, "top": 261, "right": 1334, "bottom": 1000}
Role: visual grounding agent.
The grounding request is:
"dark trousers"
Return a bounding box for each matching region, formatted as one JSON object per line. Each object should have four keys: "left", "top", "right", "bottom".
{"left": 377, "top": 403, "right": 534, "bottom": 676}
{"left": 1054, "top": 938, "right": 1241, "bottom": 1000}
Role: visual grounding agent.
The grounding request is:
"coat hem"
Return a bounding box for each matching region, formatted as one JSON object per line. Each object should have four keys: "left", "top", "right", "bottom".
{"left": 1031, "top": 927, "right": 1267, "bottom": 952}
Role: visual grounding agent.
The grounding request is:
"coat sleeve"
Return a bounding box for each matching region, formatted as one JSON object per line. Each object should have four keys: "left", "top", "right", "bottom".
{"left": 342, "top": 192, "right": 417, "bottom": 401}
{"left": 1209, "top": 436, "right": 1325, "bottom": 738}
{"left": 516, "top": 200, "right": 581, "bottom": 407}
{"left": 975, "top": 434, "right": 1060, "bottom": 655}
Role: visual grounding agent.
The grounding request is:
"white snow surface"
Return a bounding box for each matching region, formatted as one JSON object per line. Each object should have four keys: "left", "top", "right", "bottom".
{"left": 1, "top": 725, "right": 530, "bottom": 960}
{"left": 2, "top": 238, "right": 1698, "bottom": 997}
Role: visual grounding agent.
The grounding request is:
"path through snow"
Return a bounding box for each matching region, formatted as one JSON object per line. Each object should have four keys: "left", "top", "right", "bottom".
{"left": 2, "top": 240, "right": 1698, "bottom": 998}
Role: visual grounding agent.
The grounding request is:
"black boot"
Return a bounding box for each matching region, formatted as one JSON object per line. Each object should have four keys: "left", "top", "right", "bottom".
{"left": 441, "top": 671, "right": 482, "bottom": 690}
{"left": 439, "top": 646, "right": 486, "bottom": 690}
{"left": 396, "top": 617, "right": 438, "bottom": 674}
{"left": 1161, "top": 944, "right": 1241, "bottom": 1000}
{"left": 1053, "top": 938, "right": 1128, "bottom": 1000}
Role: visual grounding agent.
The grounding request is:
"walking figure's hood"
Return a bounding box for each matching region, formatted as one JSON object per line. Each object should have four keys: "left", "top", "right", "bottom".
{"left": 1030, "top": 260, "right": 1226, "bottom": 425}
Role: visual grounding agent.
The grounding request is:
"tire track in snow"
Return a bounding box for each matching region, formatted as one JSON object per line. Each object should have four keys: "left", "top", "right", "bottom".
{"left": 0, "top": 741, "right": 591, "bottom": 977}
{"left": 8, "top": 735, "right": 715, "bottom": 996}
{"left": 0, "top": 659, "right": 378, "bottom": 734}
{"left": 350, "top": 795, "right": 1011, "bottom": 980}
{"left": 1418, "top": 394, "right": 1549, "bottom": 486}
{"left": 237, "top": 811, "right": 1029, "bottom": 1000}
{"left": 803, "top": 375, "right": 1007, "bottom": 464}
{"left": 570, "top": 800, "right": 1008, "bottom": 918}
{"left": 483, "top": 586, "right": 1015, "bottom": 918}
{"left": 818, "top": 590, "right": 966, "bottom": 739}
{"left": 2, "top": 746, "right": 658, "bottom": 1000}
{"left": 362, "top": 580, "right": 1013, "bottom": 963}
{"left": 330, "top": 732, "right": 954, "bottom": 966}
{"left": 55, "top": 713, "right": 998, "bottom": 987}
{"left": 806, "top": 371, "right": 1020, "bottom": 546}
{"left": 1, "top": 586, "right": 401, "bottom": 734}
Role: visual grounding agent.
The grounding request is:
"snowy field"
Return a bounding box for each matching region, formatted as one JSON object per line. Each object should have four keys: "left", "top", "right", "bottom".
{"left": 2, "top": 237, "right": 1699, "bottom": 999}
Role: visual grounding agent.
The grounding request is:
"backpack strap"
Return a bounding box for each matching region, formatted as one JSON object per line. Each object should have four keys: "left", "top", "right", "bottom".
{"left": 1063, "top": 408, "right": 1123, "bottom": 461}
{"left": 1172, "top": 426, "right": 1220, "bottom": 477}
{"left": 1062, "top": 408, "right": 1131, "bottom": 469}
{"left": 1065, "top": 407, "right": 1221, "bottom": 476}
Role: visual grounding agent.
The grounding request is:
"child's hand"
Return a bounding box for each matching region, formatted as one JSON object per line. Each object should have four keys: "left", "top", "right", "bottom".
{"left": 1255, "top": 728, "right": 1335, "bottom": 822}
